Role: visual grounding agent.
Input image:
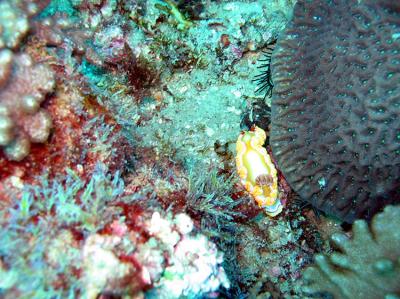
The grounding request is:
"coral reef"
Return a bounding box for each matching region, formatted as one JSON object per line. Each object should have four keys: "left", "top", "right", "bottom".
{"left": 270, "top": 0, "right": 400, "bottom": 222}
{"left": 0, "top": 0, "right": 55, "bottom": 161}
{"left": 141, "top": 212, "right": 230, "bottom": 298}
{"left": 0, "top": 0, "right": 133, "bottom": 202}
{"left": 0, "top": 163, "right": 229, "bottom": 298}
{"left": 0, "top": 0, "right": 371, "bottom": 298}
{"left": 125, "top": 150, "right": 314, "bottom": 298}
{"left": 220, "top": 195, "right": 321, "bottom": 298}
{"left": 303, "top": 205, "right": 400, "bottom": 299}
{"left": 82, "top": 211, "right": 229, "bottom": 299}
{"left": 33, "top": 13, "right": 101, "bottom": 67}
{"left": 0, "top": 0, "right": 41, "bottom": 49}
{"left": 0, "top": 52, "right": 54, "bottom": 161}
{"left": 0, "top": 163, "right": 122, "bottom": 298}
{"left": 0, "top": 76, "right": 130, "bottom": 205}
{"left": 133, "top": 0, "right": 295, "bottom": 168}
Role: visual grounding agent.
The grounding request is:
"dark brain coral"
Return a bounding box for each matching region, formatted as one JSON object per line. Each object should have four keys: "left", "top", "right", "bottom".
{"left": 270, "top": 0, "right": 400, "bottom": 222}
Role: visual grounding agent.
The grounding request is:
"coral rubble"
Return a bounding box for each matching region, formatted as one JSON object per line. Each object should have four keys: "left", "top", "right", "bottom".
{"left": 270, "top": 0, "right": 400, "bottom": 222}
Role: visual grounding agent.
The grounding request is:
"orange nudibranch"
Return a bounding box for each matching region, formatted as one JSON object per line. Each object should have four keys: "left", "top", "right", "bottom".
{"left": 235, "top": 125, "right": 282, "bottom": 216}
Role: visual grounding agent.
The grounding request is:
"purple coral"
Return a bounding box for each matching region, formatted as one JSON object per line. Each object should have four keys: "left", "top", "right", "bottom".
{"left": 270, "top": 0, "right": 400, "bottom": 222}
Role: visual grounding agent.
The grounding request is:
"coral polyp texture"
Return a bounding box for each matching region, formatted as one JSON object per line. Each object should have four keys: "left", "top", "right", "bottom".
{"left": 0, "top": 1, "right": 29, "bottom": 49}
{"left": 270, "top": 0, "right": 400, "bottom": 222}
{"left": 0, "top": 52, "right": 55, "bottom": 161}
{"left": 303, "top": 205, "right": 400, "bottom": 299}
{"left": 0, "top": 0, "right": 49, "bottom": 49}
{"left": 0, "top": 0, "right": 55, "bottom": 161}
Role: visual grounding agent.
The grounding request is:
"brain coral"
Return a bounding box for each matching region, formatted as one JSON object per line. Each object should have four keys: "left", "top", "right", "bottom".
{"left": 270, "top": 0, "right": 400, "bottom": 222}
{"left": 303, "top": 205, "right": 400, "bottom": 299}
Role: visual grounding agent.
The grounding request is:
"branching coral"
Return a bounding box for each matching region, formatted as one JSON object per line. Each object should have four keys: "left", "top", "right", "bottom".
{"left": 303, "top": 205, "right": 400, "bottom": 299}
{"left": 270, "top": 0, "right": 400, "bottom": 222}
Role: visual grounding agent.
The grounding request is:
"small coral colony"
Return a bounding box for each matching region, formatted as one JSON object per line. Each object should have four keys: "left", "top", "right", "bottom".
{"left": 0, "top": 0, "right": 399, "bottom": 298}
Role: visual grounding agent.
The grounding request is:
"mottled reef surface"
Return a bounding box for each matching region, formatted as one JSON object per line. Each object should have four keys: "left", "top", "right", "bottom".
{"left": 0, "top": 1, "right": 399, "bottom": 299}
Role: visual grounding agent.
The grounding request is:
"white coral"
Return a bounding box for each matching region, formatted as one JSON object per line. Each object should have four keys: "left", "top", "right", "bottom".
{"left": 156, "top": 234, "right": 230, "bottom": 298}
{"left": 148, "top": 211, "right": 180, "bottom": 247}
{"left": 81, "top": 234, "right": 133, "bottom": 299}
{"left": 80, "top": 212, "right": 230, "bottom": 299}
{"left": 144, "top": 212, "right": 230, "bottom": 298}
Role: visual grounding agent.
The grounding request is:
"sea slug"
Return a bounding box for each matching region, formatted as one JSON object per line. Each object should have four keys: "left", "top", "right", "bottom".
{"left": 235, "top": 125, "right": 282, "bottom": 216}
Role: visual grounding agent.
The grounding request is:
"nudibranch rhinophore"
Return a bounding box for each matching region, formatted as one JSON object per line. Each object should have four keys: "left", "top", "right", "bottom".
{"left": 235, "top": 125, "right": 282, "bottom": 217}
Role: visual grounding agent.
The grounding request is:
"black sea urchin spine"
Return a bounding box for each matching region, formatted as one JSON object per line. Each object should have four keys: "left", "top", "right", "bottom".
{"left": 253, "top": 41, "right": 276, "bottom": 99}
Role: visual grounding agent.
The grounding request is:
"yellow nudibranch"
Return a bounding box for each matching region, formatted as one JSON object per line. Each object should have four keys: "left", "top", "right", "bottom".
{"left": 235, "top": 125, "right": 282, "bottom": 216}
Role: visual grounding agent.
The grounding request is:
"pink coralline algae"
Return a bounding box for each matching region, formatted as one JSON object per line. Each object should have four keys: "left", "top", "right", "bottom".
{"left": 33, "top": 14, "right": 102, "bottom": 66}
{"left": 93, "top": 24, "right": 128, "bottom": 65}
